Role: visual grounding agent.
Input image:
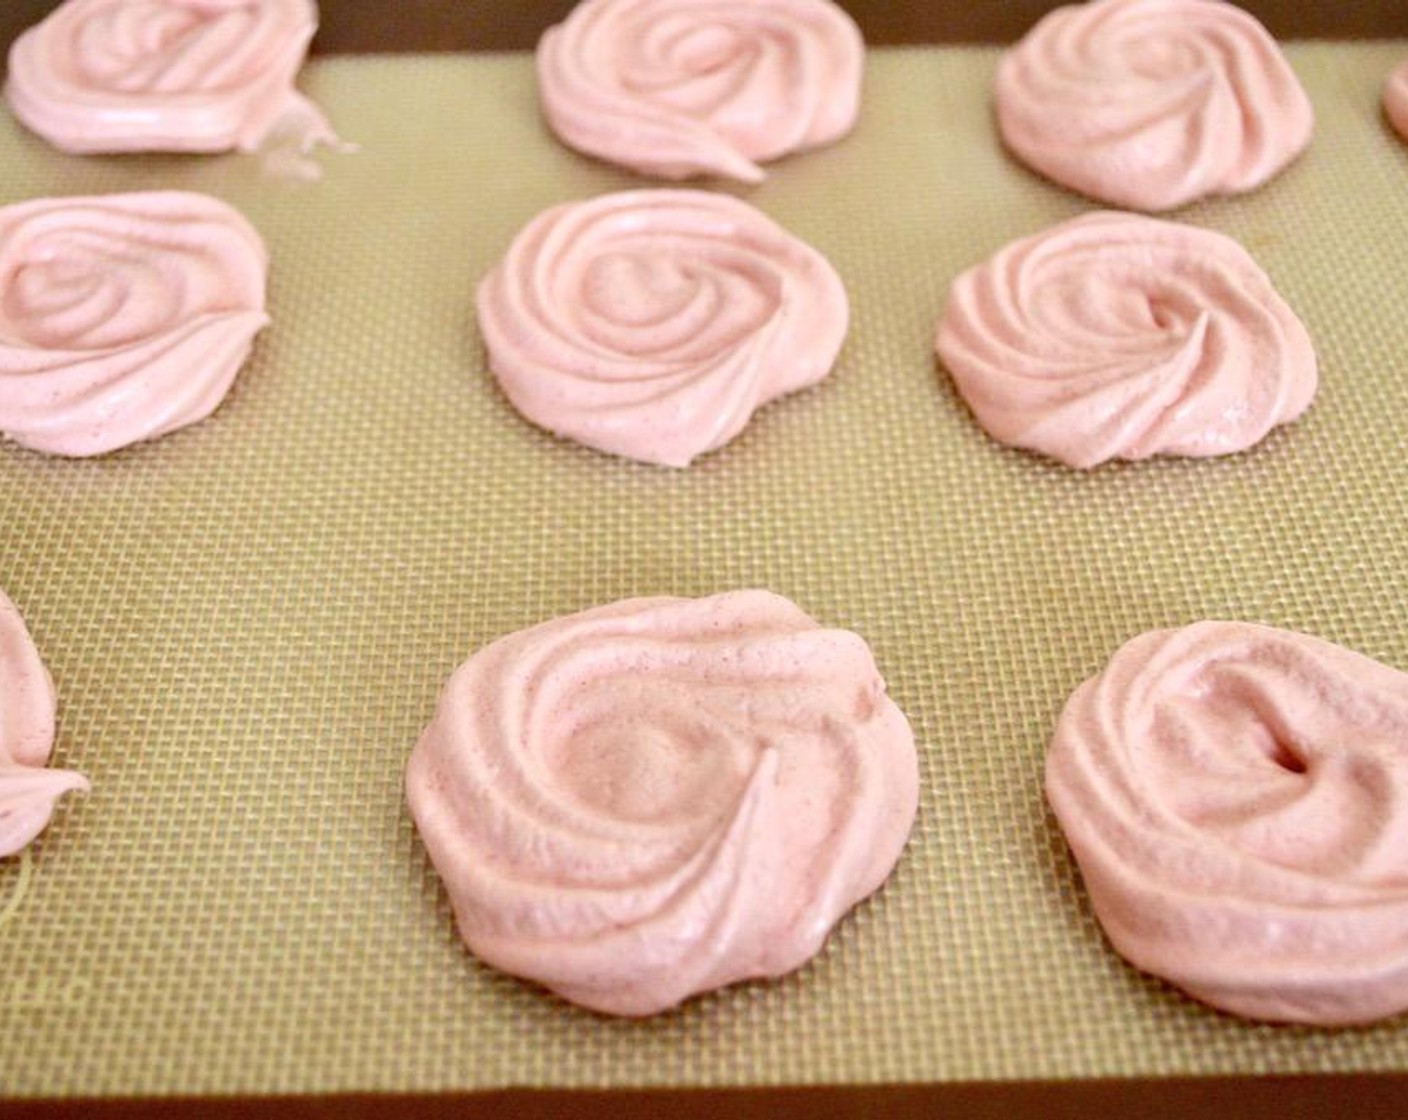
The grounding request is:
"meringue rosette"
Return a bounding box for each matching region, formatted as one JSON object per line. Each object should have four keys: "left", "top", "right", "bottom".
{"left": 935, "top": 212, "right": 1316, "bottom": 469}
{"left": 995, "top": 0, "right": 1314, "bottom": 211}
{"left": 477, "top": 189, "right": 848, "bottom": 467}
{"left": 1385, "top": 59, "right": 1408, "bottom": 142}
{"left": 0, "top": 589, "right": 87, "bottom": 858}
{"left": 0, "top": 191, "right": 269, "bottom": 457}
{"left": 405, "top": 590, "right": 919, "bottom": 1017}
{"left": 6, "top": 0, "right": 339, "bottom": 157}
{"left": 536, "top": 0, "right": 863, "bottom": 182}
{"left": 1048, "top": 622, "right": 1408, "bottom": 1025}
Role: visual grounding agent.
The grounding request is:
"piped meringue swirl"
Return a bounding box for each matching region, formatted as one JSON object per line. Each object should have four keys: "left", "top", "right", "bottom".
{"left": 935, "top": 212, "right": 1316, "bottom": 469}
{"left": 1048, "top": 623, "right": 1408, "bottom": 1025}
{"left": 1385, "top": 59, "right": 1408, "bottom": 142}
{"left": 0, "top": 191, "right": 268, "bottom": 457}
{"left": 0, "top": 589, "right": 86, "bottom": 858}
{"left": 6, "top": 0, "right": 339, "bottom": 157}
{"left": 537, "top": 0, "right": 863, "bottom": 182}
{"left": 405, "top": 590, "right": 919, "bottom": 1017}
{"left": 995, "top": 0, "right": 1314, "bottom": 211}
{"left": 477, "top": 189, "right": 848, "bottom": 467}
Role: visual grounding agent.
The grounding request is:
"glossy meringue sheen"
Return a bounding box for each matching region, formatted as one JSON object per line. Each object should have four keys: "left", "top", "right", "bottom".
{"left": 0, "top": 589, "right": 86, "bottom": 858}
{"left": 405, "top": 590, "right": 919, "bottom": 1017}
{"left": 1048, "top": 623, "right": 1408, "bottom": 1025}
{"left": 6, "top": 0, "right": 339, "bottom": 156}
{"left": 0, "top": 191, "right": 268, "bottom": 457}
{"left": 1385, "top": 59, "right": 1408, "bottom": 142}
{"left": 537, "top": 0, "right": 863, "bottom": 182}
{"left": 935, "top": 211, "right": 1316, "bottom": 469}
{"left": 995, "top": 0, "right": 1314, "bottom": 211}
{"left": 477, "top": 189, "right": 848, "bottom": 467}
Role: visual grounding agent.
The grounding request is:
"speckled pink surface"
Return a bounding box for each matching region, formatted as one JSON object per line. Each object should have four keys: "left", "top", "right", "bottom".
{"left": 477, "top": 189, "right": 848, "bottom": 468}
{"left": 936, "top": 211, "right": 1316, "bottom": 468}
{"left": 6, "top": 0, "right": 338, "bottom": 157}
{"left": 405, "top": 590, "right": 919, "bottom": 1016}
{"left": 0, "top": 587, "right": 86, "bottom": 858}
{"left": 995, "top": 0, "right": 1313, "bottom": 211}
{"left": 1048, "top": 622, "right": 1408, "bottom": 1025}
{"left": 537, "top": 0, "right": 862, "bottom": 182}
{"left": 0, "top": 190, "right": 268, "bottom": 457}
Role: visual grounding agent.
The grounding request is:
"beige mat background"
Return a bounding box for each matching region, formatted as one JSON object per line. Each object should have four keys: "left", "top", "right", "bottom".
{"left": 3, "top": 43, "right": 1408, "bottom": 1096}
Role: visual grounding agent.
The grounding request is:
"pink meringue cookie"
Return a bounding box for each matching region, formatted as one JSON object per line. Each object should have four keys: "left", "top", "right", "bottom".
{"left": 537, "top": 0, "right": 863, "bottom": 182}
{"left": 5, "top": 0, "right": 339, "bottom": 157}
{"left": 995, "top": 0, "right": 1314, "bottom": 211}
{"left": 1385, "top": 59, "right": 1408, "bottom": 142}
{"left": 0, "top": 191, "right": 268, "bottom": 457}
{"left": 405, "top": 590, "right": 919, "bottom": 1017}
{"left": 1048, "top": 622, "right": 1408, "bottom": 1025}
{"left": 0, "top": 589, "right": 87, "bottom": 858}
{"left": 477, "top": 189, "right": 848, "bottom": 468}
{"left": 935, "top": 211, "right": 1316, "bottom": 469}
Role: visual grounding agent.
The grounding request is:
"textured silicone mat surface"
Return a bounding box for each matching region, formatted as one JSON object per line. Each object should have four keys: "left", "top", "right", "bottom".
{"left": 4, "top": 42, "right": 1408, "bottom": 1096}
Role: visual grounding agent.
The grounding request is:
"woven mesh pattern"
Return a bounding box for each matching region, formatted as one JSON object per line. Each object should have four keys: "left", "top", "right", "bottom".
{"left": 4, "top": 43, "right": 1408, "bottom": 1095}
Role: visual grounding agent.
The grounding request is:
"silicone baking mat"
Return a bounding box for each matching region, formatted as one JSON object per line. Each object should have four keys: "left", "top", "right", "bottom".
{"left": 4, "top": 42, "right": 1408, "bottom": 1096}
